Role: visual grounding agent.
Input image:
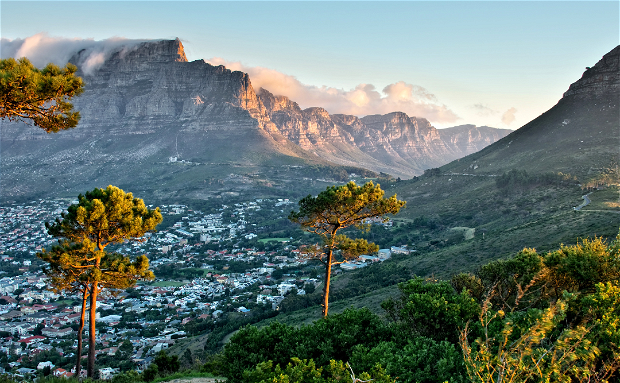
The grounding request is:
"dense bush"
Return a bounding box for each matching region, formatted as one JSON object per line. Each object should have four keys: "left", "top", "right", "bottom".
{"left": 381, "top": 277, "right": 480, "bottom": 343}
{"left": 351, "top": 338, "right": 468, "bottom": 383}
{"left": 221, "top": 308, "right": 394, "bottom": 382}
{"left": 243, "top": 358, "right": 395, "bottom": 383}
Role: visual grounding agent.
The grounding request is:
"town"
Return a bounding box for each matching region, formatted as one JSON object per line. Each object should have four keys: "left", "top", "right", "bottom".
{"left": 0, "top": 197, "right": 405, "bottom": 379}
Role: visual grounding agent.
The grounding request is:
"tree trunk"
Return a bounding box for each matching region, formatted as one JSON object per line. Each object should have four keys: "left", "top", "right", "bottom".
{"left": 75, "top": 288, "right": 88, "bottom": 378}
{"left": 87, "top": 284, "right": 98, "bottom": 378}
{"left": 323, "top": 248, "right": 333, "bottom": 317}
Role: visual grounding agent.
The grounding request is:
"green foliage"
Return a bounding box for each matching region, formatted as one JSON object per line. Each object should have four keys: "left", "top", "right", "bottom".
{"left": 351, "top": 338, "right": 468, "bottom": 383}
{"left": 459, "top": 231, "right": 620, "bottom": 382}
{"left": 203, "top": 307, "right": 279, "bottom": 353}
{"left": 142, "top": 364, "right": 159, "bottom": 382}
{"left": 41, "top": 185, "right": 161, "bottom": 378}
{"left": 221, "top": 308, "right": 393, "bottom": 383}
{"left": 141, "top": 351, "right": 180, "bottom": 382}
{"left": 46, "top": 185, "right": 163, "bottom": 250}
{"left": 544, "top": 235, "right": 620, "bottom": 294}
{"left": 382, "top": 277, "right": 480, "bottom": 343}
{"left": 243, "top": 357, "right": 395, "bottom": 383}
{"left": 153, "top": 351, "right": 180, "bottom": 375}
{"left": 580, "top": 281, "right": 620, "bottom": 357}
{"left": 290, "top": 181, "right": 405, "bottom": 316}
{"left": 496, "top": 169, "right": 577, "bottom": 192}
{"left": 476, "top": 248, "right": 546, "bottom": 311}
{"left": 460, "top": 300, "right": 607, "bottom": 383}
{"left": 0, "top": 57, "right": 83, "bottom": 133}
{"left": 110, "top": 370, "right": 141, "bottom": 383}
{"left": 423, "top": 168, "right": 442, "bottom": 177}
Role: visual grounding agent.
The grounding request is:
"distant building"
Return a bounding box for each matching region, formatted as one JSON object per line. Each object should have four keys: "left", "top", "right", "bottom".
{"left": 37, "top": 361, "right": 54, "bottom": 370}
{"left": 378, "top": 249, "right": 392, "bottom": 259}
{"left": 390, "top": 246, "right": 410, "bottom": 255}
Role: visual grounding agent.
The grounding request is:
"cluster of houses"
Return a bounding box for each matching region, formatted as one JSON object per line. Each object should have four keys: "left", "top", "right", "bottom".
{"left": 0, "top": 200, "right": 69, "bottom": 256}
{"left": 0, "top": 198, "right": 410, "bottom": 379}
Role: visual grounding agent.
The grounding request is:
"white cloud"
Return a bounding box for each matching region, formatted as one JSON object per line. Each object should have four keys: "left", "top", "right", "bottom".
{"left": 208, "top": 58, "right": 459, "bottom": 124}
{"left": 1, "top": 34, "right": 459, "bottom": 123}
{"left": 1, "top": 33, "right": 151, "bottom": 75}
{"left": 501, "top": 107, "right": 518, "bottom": 125}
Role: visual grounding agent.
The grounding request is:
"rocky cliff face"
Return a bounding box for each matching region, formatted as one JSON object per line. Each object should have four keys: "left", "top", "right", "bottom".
{"left": 1, "top": 38, "right": 512, "bottom": 199}
{"left": 563, "top": 46, "right": 620, "bottom": 99}
{"left": 0, "top": 39, "right": 311, "bottom": 199}
{"left": 257, "top": 89, "right": 511, "bottom": 175}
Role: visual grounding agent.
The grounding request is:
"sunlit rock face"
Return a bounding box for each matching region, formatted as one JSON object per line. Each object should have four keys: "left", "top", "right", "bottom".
{"left": 0, "top": 39, "right": 303, "bottom": 199}
{"left": 1, "top": 38, "right": 512, "bottom": 199}
{"left": 563, "top": 46, "right": 620, "bottom": 99}
{"left": 258, "top": 88, "right": 512, "bottom": 175}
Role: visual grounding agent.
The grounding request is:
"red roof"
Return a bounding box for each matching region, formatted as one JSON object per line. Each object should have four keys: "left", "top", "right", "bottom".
{"left": 19, "top": 335, "right": 45, "bottom": 344}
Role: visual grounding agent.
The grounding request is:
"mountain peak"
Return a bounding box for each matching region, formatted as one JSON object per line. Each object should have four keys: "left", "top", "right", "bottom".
{"left": 563, "top": 45, "right": 619, "bottom": 99}
{"left": 129, "top": 38, "right": 188, "bottom": 63}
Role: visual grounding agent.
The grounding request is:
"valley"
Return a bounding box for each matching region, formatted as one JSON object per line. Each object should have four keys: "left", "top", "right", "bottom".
{"left": 0, "top": 34, "right": 618, "bottom": 382}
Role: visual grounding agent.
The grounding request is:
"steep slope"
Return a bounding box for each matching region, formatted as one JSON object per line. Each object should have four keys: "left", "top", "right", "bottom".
{"left": 257, "top": 88, "right": 512, "bottom": 177}
{"left": 386, "top": 45, "right": 620, "bottom": 276}
{"left": 442, "top": 46, "right": 619, "bottom": 179}
{"left": 0, "top": 39, "right": 329, "bottom": 200}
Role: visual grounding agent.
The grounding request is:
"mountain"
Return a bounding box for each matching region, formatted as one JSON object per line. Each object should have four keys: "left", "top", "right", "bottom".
{"left": 257, "top": 88, "right": 512, "bottom": 176}
{"left": 382, "top": 44, "right": 620, "bottom": 277}
{"left": 0, "top": 38, "right": 510, "bottom": 201}
{"left": 0, "top": 39, "right": 328, "bottom": 201}
{"left": 266, "top": 45, "right": 620, "bottom": 324}
{"left": 441, "top": 45, "right": 620, "bottom": 179}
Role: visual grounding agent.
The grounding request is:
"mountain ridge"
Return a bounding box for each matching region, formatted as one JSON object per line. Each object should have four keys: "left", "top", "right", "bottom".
{"left": 1, "top": 38, "right": 513, "bottom": 200}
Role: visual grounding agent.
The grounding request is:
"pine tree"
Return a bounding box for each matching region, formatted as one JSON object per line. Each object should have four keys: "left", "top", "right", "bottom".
{"left": 45, "top": 185, "right": 162, "bottom": 378}
{"left": 289, "top": 181, "right": 405, "bottom": 316}
{"left": 0, "top": 57, "right": 83, "bottom": 133}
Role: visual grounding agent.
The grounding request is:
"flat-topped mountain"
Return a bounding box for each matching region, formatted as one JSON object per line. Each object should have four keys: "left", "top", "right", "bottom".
{"left": 1, "top": 38, "right": 510, "bottom": 200}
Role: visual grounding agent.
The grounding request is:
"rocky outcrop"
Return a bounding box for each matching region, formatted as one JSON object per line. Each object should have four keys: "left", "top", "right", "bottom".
{"left": 438, "top": 125, "right": 513, "bottom": 155}
{"left": 563, "top": 45, "right": 620, "bottom": 99}
{"left": 258, "top": 89, "right": 512, "bottom": 176}
{"left": 1, "top": 38, "right": 514, "bottom": 199}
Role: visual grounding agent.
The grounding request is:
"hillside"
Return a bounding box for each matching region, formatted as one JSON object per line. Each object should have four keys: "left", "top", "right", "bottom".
{"left": 258, "top": 88, "right": 511, "bottom": 177}
{"left": 267, "top": 45, "right": 620, "bottom": 326}
{"left": 1, "top": 39, "right": 509, "bottom": 202}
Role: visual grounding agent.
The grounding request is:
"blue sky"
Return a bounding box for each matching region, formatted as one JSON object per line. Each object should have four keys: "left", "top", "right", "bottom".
{"left": 2, "top": 1, "right": 618, "bottom": 128}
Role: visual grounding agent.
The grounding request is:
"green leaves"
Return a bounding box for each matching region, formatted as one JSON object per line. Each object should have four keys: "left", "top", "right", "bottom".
{"left": 46, "top": 185, "right": 163, "bottom": 251}
{"left": 335, "top": 235, "right": 379, "bottom": 259}
{"left": 243, "top": 358, "right": 396, "bottom": 383}
{"left": 0, "top": 57, "right": 83, "bottom": 133}
{"left": 290, "top": 181, "right": 405, "bottom": 237}
{"left": 382, "top": 277, "right": 480, "bottom": 343}
{"left": 289, "top": 181, "right": 405, "bottom": 316}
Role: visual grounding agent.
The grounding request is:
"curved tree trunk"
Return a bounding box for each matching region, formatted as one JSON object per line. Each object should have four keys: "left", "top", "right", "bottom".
{"left": 87, "top": 284, "right": 98, "bottom": 378}
{"left": 75, "top": 288, "right": 88, "bottom": 378}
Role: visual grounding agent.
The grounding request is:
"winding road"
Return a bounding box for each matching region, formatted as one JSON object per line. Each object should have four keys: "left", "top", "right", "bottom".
{"left": 573, "top": 193, "right": 592, "bottom": 211}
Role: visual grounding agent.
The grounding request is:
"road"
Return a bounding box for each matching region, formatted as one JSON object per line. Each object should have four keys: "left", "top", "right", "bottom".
{"left": 573, "top": 193, "right": 591, "bottom": 211}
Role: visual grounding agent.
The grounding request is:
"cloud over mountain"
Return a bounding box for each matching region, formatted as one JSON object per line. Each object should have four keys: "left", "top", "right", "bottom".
{"left": 207, "top": 57, "right": 460, "bottom": 124}
{"left": 0, "top": 33, "right": 152, "bottom": 75}
{"left": 1, "top": 34, "right": 459, "bottom": 124}
{"left": 501, "top": 107, "right": 518, "bottom": 125}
